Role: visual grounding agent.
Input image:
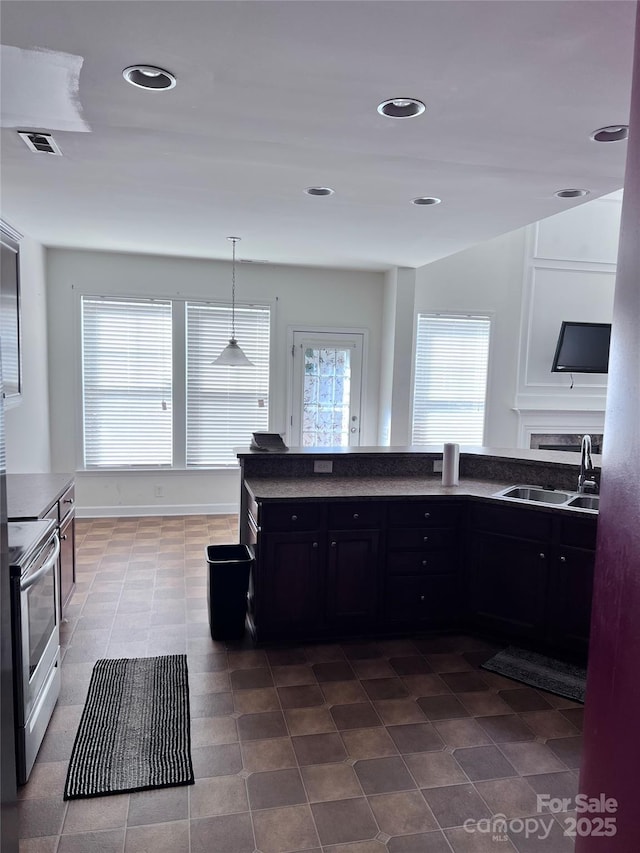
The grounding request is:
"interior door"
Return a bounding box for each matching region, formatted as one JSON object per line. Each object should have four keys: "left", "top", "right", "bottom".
{"left": 290, "top": 331, "right": 363, "bottom": 447}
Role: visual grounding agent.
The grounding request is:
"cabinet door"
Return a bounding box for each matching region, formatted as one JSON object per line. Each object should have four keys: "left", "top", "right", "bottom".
{"left": 326, "top": 529, "right": 379, "bottom": 630}
{"left": 548, "top": 546, "right": 595, "bottom": 661}
{"left": 59, "top": 511, "right": 76, "bottom": 616}
{"left": 468, "top": 532, "right": 549, "bottom": 641}
{"left": 258, "top": 532, "right": 322, "bottom": 637}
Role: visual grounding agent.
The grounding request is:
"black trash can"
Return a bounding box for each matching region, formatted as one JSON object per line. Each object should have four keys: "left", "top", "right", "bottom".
{"left": 206, "top": 544, "right": 253, "bottom": 641}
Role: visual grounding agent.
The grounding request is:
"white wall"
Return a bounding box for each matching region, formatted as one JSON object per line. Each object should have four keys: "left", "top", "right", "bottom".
{"left": 413, "top": 228, "right": 527, "bottom": 447}
{"left": 46, "top": 248, "right": 385, "bottom": 514}
{"left": 4, "top": 233, "right": 51, "bottom": 472}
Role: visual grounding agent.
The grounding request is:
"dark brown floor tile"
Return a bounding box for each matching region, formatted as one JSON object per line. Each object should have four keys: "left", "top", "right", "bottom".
{"left": 416, "top": 694, "right": 470, "bottom": 721}
{"left": 475, "top": 714, "right": 535, "bottom": 743}
{"left": 188, "top": 652, "right": 229, "bottom": 673}
{"left": 277, "top": 684, "right": 325, "bottom": 708}
{"left": 414, "top": 636, "right": 465, "bottom": 654}
{"left": 475, "top": 777, "right": 541, "bottom": 818}
{"left": 330, "top": 702, "right": 382, "bottom": 730}
{"left": 559, "top": 707, "right": 584, "bottom": 731}
{"left": 422, "top": 783, "right": 491, "bottom": 828}
{"left": 350, "top": 658, "right": 396, "bottom": 679}
{"left": 433, "top": 718, "right": 493, "bottom": 748}
{"left": 340, "top": 726, "right": 399, "bottom": 759}
{"left": 226, "top": 649, "right": 268, "bottom": 669}
{"left": 191, "top": 742, "right": 243, "bottom": 779}
{"left": 241, "top": 737, "right": 297, "bottom": 772}
{"left": 342, "top": 642, "right": 383, "bottom": 660}
{"left": 303, "top": 643, "right": 346, "bottom": 663}
{"left": 453, "top": 745, "right": 518, "bottom": 781}
{"left": 456, "top": 692, "right": 513, "bottom": 717}
{"left": 374, "top": 698, "right": 427, "bottom": 725}
{"left": 19, "top": 836, "right": 61, "bottom": 853}
{"left": 526, "top": 770, "right": 578, "bottom": 799}
{"left": 284, "top": 706, "right": 336, "bottom": 736}
{"left": 361, "top": 677, "right": 409, "bottom": 700}
{"left": 237, "top": 710, "right": 287, "bottom": 741}
{"left": 354, "top": 756, "right": 416, "bottom": 794}
{"left": 18, "top": 798, "right": 67, "bottom": 838}
{"left": 404, "top": 751, "right": 469, "bottom": 788}
{"left": 190, "top": 691, "right": 234, "bottom": 718}
{"left": 58, "top": 830, "right": 126, "bottom": 853}
{"left": 368, "top": 789, "right": 439, "bottom": 835}
{"left": 498, "top": 688, "right": 552, "bottom": 712}
{"left": 189, "top": 776, "right": 248, "bottom": 818}
{"left": 127, "top": 786, "right": 188, "bottom": 826}
{"left": 300, "top": 762, "right": 363, "bottom": 801}
{"left": 387, "top": 831, "right": 452, "bottom": 853}
{"left": 312, "top": 661, "right": 356, "bottom": 682}
{"left": 253, "top": 804, "right": 320, "bottom": 853}
{"left": 402, "top": 674, "right": 452, "bottom": 697}
{"left": 519, "top": 710, "right": 580, "bottom": 739}
{"left": 124, "top": 820, "right": 189, "bottom": 853}
{"left": 247, "top": 767, "right": 307, "bottom": 810}
{"left": 440, "top": 671, "right": 491, "bottom": 693}
{"left": 266, "top": 647, "right": 308, "bottom": 666}
{"left": 311, "top": 797, "right": 378, "bottom": 845}
{"left": 321, "top": 680, "right": 368, "bottom": 705}
{"left": 387, "top": 722, "right": 445, "bottom": 754}
{"left": 389, "top": 655, "right": 433, "bottom": 676}
{"left": 546, "top": 735, "right": 583, "bottom": 769}
{"left": 190, "top": 715, "right": 237, "bottom": 747}
{"left": 233, "top": 687, "right": 280, "bottom": 714}
{"left": 271, "top": 664, "right": 317, "bottom": 686}
{"left": 499, "top": 742, "right": 566, "bottom": 776}
{"left": 230, "top": 667, "right": 273, "bottom": 690}
{"left": 292, "top": 732, "right": 348, "bottom": 765}
{"left": 423, "top": 653, "right": 473, "bottom": 673}
{"left": 445, "top": 825, "right": 519, "bottom": 851}
{"left": 190, "top": 812, "right": 255, "bottom": 853}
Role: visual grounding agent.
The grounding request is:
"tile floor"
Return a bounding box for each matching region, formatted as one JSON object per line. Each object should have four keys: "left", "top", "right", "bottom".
{"left": 17, "top": 515, "right": 583, "bottom": 853}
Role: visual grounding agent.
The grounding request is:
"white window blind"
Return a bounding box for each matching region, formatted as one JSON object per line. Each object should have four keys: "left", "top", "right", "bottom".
{"left": 81, "top": 296, "right": 173, "bottom": 467}
{"left": 186, "top": 302, "right": 270, "bottom": 467}
{"left": 412, "top": 314, "right": 490, "bottom": 445}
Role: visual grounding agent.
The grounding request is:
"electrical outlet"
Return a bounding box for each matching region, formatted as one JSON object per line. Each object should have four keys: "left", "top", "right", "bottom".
{"left": 433, "top": 459, "right": 443, "bottom": 473}
{"left": 154, "top": 485, "right": 164, "bottom": 497}
{"left": 314, "top": 460, "right": 333, "bottom": 474}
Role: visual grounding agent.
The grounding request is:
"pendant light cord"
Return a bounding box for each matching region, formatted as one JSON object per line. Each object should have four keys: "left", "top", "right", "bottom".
{"left": 230, "top": 237, "right": 237, "bottom": 340}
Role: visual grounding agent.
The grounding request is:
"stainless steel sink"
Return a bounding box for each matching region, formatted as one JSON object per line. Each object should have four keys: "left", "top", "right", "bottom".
{"left": 566, "top": 495, "right": 600, "bottom": 510}
{"left": 495, "top": 486, "right": 573, "bottom": 504}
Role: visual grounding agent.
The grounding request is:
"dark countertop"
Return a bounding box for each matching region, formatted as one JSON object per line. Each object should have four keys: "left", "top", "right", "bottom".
{"left": 244, "top": 475, "right": 598, "bottom": 517}
{"left": 7, "top": 473, "right": 74, "bottom": 520}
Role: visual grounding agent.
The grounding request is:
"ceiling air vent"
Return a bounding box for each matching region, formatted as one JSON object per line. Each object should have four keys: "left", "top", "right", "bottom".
{"left": 18, "top": 131, "right": 62, "bottom": 155}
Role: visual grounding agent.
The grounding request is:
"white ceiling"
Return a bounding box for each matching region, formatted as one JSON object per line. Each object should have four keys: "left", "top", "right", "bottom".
{"left": 0, "top": 1, "right": 635, "bottom": 271}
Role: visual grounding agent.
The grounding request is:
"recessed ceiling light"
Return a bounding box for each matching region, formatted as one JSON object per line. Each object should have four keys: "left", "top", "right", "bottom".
{"left": 377, "top": 98, "right": 426, "bottom": 119}
{"left": 304, "top": 187, "right": 334, "bottom": 196}
{"left": 122, "top": 65, "right": 176, "bottom": 90}
{"left": 412, "top": 196, "right": 441, "bottom": 206}
{"left": 555, "top": 188, "right": 590, "bottom": 199}
{"left": 590, "top": 125, "right": 629, "bottom": 143}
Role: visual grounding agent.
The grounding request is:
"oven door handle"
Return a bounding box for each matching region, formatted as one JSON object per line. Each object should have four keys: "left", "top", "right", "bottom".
{"left": 20, "top": 534, "right": 61, "bottom": 592}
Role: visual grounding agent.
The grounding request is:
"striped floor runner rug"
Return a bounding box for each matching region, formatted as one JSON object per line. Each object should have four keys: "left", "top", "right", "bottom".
{"left": 482, "top": 646, "right": 586, "bottom": 702}
{"left": 64, "top": 654, "right": 194, "bottom": 800}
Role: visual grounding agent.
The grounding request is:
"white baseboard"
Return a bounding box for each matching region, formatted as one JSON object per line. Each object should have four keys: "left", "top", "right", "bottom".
{"left": 76, "top": 503, "right": 239, "bottom": 518}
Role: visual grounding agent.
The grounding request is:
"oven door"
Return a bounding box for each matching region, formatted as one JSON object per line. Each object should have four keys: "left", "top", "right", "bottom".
{"left": 16, "top": 533, "right": 60, "bottom": 727}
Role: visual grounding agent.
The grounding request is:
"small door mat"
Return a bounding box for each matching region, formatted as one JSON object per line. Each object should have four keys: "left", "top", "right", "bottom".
{"left": 64, "top": 654, "right": 194, "bottom": 800}
{"left": 482, "top": 646, "right": 586, "bottom": 703}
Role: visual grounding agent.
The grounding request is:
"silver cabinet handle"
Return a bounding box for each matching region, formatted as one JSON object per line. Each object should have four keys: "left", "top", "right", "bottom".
{"left": 63, "top": 497, "right": 74, "bottom": 504}
{"left": 424, "top": 512, "right": 430, "bottom": 519}
{"left": 422, "top": 560, "right": 427, "bottom": 566}
{"left": 331, "top": 541, "right": 337, "bottom": 548}
{"left": 420, "top": 595, "right": 425, "bottom": 602}
{"left": 423, "top": 536, "right": 429, "bottom": 542}
{"left": 539, "top": 552, "right": 545, "bottom": 559}
{"left": 560, "top": 555, "right": 567, "bottom": 562}
{"left": 291, "top": 515, "right": 298, "bottom": 521}
{"left": 61, "top": 534, "right": 68, "bottom": 541}
{"left": 353, "top": 513, "right": 359, "bottom": 519}
{"left": 312, "top": 542, "right": 318, "bottom": 549}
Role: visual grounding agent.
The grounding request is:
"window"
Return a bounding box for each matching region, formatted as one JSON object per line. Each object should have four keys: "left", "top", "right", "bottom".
{"left": 412, "top": 314, "right": 491, "bottom": 445}
{"left": 81, "top": 295, "right": 270, "bottom": 469}
{"left": 81, "top": 297, "right": 173, "bottom": 467}
{"left": 186, "top": 302, "right": 270, "bottom": 466}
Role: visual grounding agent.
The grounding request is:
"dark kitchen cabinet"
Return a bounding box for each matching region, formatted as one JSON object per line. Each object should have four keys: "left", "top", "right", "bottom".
{"left": 383, "top": 500, "right": 461, "bottom": 630}
{"left": 326, "top": 528, "right": 380, "bottom": 630}
{"left": 468, "top": 530, "right": 549, "bottom": 641}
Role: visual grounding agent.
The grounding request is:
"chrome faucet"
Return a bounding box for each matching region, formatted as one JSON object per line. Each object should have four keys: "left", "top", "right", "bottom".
{"left": 577, "top": 434, "right": 598, "bottom": 494}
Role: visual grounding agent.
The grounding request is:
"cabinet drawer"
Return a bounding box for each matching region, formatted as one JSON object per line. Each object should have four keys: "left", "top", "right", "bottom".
{"left": 388, "top": 501, "right": 458, "bottom": 529}
{"left": 387, "top": 527, "right": 454, "bottom": 551}
{"left": 59, "top": 484, "right": 76, "bottom": 522}
{"left": 327, "top": 501, "right": 383, "bottom": 529}
{"left": 470, "top": 503, "right": 552, "bottom": 541}
{"left": 387, "top": 550, "right": 457, "bottom": 575}
{"left": 560, "top": 516, "right": 597, "bottom": 550}
{"left": 260, "top": 502, "right": 321, "bottom": 532}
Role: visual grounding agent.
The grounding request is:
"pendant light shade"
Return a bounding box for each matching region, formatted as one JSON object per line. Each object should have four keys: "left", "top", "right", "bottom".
{"left": 212, "top": 236, "right": 253, "bottom": 366}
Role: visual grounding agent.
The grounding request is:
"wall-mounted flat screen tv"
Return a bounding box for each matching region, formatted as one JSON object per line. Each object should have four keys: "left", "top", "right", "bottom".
{"left": 551, "top": 321, "right": 611, "bottom": 374}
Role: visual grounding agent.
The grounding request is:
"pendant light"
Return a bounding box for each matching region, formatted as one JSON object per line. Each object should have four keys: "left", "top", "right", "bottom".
{"left": 212, "top": 237, "right": 254, "bottom": 366}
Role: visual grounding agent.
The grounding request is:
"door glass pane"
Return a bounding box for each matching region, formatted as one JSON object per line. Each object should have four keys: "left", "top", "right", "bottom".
{"left": 302, "top": 346, "right": 351, "bottom": 447}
